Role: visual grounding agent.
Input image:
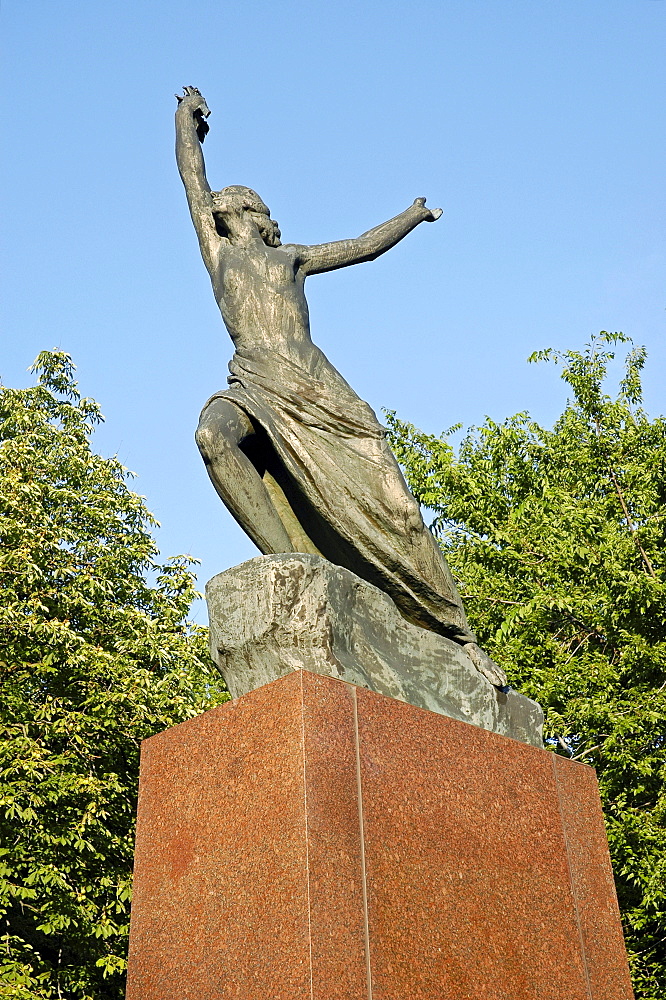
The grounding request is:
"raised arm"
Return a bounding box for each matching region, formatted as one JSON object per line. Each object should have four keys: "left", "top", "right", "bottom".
{"left": 292, "top": 199, "right": 443, "bottom": 276}
{"left": 175, "top": 87, "right": 218, "bottom": 274}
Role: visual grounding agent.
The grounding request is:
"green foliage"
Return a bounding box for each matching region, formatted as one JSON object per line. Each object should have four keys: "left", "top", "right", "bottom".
{"left": 386, "top": 333, "right": 666, "bottom": 998}
{"left": 0, "top": 353, "right": 228, "bottom": 999}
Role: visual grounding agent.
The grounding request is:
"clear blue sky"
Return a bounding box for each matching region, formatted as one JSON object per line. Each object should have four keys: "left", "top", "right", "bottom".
{"left": 2, "top": 0, "right": 665, "bottom": 619}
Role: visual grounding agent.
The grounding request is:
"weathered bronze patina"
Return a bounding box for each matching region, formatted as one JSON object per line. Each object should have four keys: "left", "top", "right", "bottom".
{"left": 176, "top": 86, "right": 506, "bottom": 687}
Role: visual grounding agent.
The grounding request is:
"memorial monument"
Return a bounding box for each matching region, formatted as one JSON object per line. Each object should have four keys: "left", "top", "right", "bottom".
{"left": 175, "top": 84, "right": 506, "bottom": 686}
{"left": 124, "top": 88, "right": 634, "bottom": 999}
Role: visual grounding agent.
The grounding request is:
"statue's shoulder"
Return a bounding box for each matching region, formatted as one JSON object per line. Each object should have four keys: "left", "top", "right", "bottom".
{"left": 276, "top": 243, "right": 307, "bottom": 268}
{"left": 276, "top": 243, "right": 302, "bottom": 257}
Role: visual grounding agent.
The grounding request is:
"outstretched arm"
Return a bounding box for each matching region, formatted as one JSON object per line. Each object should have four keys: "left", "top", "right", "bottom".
{"left": 292, "top": 199, "right": 442, "bottom": 276}
{"left": 175, "top": 86, "right": 218, "bottom": 273}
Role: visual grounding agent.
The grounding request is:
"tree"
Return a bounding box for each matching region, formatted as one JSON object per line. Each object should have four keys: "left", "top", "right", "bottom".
{"left": 0, "top": 352, "right": 228, "bottom": 1000}
{"left": 385, "top": 332, "right": 666, "bottom": 998}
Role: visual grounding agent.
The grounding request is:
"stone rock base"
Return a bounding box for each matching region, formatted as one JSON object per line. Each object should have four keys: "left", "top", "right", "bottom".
{"left": 206, "top": 553, "right": 542, "bottom": 747}
{"left": 125, "top": 671, "right": 633, "bottom": 1000}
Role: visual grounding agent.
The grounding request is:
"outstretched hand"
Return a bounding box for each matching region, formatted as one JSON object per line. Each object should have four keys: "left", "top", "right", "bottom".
{"left": 413, "top": 197, "right": 442, "bottom": 222}
{"left": 176, "top": 86, "right": 211, "bottom": 142}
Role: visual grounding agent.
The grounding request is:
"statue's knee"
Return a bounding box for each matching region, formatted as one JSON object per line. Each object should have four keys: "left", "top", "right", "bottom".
{"left": 196, "top": 400, "right": 254, "bottom": 464}
{"left": 195, "top": 421, "right": 217, "bottom": 461}
{"left": 196, "top": 413, "right": 245, "bottom": 462}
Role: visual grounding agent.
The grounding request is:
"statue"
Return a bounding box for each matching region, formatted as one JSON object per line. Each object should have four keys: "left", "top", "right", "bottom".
{"left": 175, "top": 86, "right": 507, "bottom": 689}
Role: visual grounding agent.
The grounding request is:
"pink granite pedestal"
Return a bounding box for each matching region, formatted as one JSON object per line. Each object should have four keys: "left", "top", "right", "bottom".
{"left": 125, "top": 670, "right": 633, "bottom": 1000}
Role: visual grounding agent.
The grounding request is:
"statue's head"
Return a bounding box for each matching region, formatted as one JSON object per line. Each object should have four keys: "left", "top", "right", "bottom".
{"left": 211, "top": 185, "right": 282, "bottom": 247}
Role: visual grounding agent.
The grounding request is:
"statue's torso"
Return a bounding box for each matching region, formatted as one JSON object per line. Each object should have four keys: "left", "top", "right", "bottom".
{"left": 212, "top": 243, "right": 323, "bottom": 372}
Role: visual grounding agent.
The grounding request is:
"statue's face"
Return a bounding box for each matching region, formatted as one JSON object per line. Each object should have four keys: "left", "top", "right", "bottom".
{"left": 250, "top": 211, "right": 282, "bottom": 248}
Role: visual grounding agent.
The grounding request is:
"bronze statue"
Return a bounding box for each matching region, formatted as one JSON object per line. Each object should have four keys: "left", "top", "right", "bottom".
{"left": 176, "top": 86, "right": 507, "bottom": 689}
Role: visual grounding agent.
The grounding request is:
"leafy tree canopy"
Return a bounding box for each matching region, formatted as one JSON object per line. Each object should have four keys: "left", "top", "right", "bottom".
{"left": 0, "top": 352, "right": 228, "bottom": 1000}
{"left": 386, "top": 332, "right": 666, "bottom": 998}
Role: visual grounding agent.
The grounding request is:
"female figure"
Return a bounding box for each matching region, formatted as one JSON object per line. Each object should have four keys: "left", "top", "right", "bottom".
{"left": 175, "top": 87, "right": 506, "bottom": 688}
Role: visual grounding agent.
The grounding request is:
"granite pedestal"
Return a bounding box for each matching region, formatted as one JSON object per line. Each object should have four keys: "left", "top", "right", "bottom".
{"left": 125, "top": 671, "right": 633, "bottom": 1000}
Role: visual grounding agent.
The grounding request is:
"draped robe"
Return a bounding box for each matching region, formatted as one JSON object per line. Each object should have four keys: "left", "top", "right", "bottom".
{"left": 202, "top": 345, "right": 476, "bottom": 645}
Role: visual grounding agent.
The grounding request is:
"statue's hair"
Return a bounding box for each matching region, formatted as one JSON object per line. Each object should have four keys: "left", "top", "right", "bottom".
{"left": 212, "top": 185, "right": 270, "bottom": 216}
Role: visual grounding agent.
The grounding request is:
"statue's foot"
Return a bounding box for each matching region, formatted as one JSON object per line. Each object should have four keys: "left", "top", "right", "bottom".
{"left": 463, "top": 642, "right": 509, "bottom": 691}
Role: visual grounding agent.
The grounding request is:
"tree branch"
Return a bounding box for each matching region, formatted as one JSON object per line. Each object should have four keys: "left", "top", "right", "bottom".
{"left": 607, "top": 466, "right": 657, "bottom": 577}
{"left": 461, "top": 595, "right": 524, "bottom": 606}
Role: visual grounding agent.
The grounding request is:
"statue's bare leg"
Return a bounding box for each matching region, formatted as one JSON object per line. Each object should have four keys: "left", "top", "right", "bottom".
{"left": 196, "top": 398, "right": 294, "bottom": 554}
